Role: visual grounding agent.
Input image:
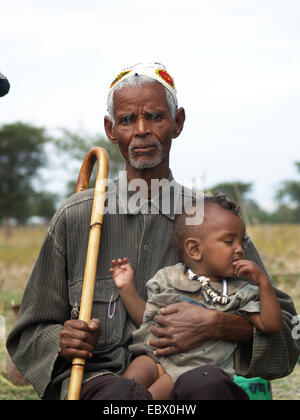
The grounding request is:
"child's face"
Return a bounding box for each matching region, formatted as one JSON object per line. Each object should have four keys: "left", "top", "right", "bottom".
{"left": 189, "top": 205, "right": 246, "bottom": 279}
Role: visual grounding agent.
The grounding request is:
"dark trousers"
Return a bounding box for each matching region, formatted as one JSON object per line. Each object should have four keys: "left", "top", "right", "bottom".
{"left": 80, "top": 366, "right": 249, "bottom": 400}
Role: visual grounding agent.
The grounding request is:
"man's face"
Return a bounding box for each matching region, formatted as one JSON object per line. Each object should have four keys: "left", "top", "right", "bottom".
{"left": 105, "top": 82, "right": 182, "bottom": 172}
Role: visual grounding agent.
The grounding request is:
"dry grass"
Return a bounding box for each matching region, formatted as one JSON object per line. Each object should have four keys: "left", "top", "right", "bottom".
{"left": 272, "top": 364, "right": 300, "bottom": 400}
{"left": 247, "top": 224, "right": 300, "bottom": 311}
{"left": 0, "top": 224, "right": 299, "bottom": 400}
{"left": 0, "top": 226, "right": 45, "bottom": 291}
{"left": 247, "top": 224, "right": 300, "bottom": 276}
{"left": 0, "top": 226, "right": 44, "bottom": 400}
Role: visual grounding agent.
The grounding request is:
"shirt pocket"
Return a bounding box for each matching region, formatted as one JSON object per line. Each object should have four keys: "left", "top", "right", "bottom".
{"left": 68, "top": 276, "right": 123, "bottom": 348}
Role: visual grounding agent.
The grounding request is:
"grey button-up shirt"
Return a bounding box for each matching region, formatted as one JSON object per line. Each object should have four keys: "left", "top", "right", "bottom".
{"left": 6, "top": 174, "right": 300, "bottom": 399}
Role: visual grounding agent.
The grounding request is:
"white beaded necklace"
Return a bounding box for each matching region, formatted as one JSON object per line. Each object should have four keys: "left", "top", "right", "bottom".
{"left": 187, "top": 268, "right": 230, "bottom": 305}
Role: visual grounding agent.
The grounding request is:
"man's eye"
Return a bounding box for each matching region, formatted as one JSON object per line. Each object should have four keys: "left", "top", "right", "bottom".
{"left": 119, "top": 115, "right": 134, "bottom": 124}
{"left": 146, "top": 112, "right": 163, "bottom": 121}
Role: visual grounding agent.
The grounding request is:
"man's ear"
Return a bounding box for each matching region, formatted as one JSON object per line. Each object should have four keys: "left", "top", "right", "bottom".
{"left": 184, "top": 237, "right": 202, "bottom": 261}
{"left": 172, "top": 107, "right": 185, "bottom": 139}
{"left": 104, "top": 115, "right": 118, "bottom": 144}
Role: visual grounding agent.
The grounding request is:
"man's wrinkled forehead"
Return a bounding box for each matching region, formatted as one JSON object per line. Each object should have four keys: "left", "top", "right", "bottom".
{"left": 112, "top": 82, "right": 170, "bottom": 114}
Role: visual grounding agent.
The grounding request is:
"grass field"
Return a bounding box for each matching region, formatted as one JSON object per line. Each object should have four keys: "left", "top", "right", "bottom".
{"left": 0, "top": 224, "right": 299, "bottom": 400}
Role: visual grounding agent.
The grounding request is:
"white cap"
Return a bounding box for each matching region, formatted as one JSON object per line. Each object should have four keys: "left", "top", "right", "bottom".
{"left": 108, "top": 62, "right": 178, "bottom": 107}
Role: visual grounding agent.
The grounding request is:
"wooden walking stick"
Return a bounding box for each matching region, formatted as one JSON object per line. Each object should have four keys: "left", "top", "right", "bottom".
{"left": 67, "top": 147, "right": 109, "bottom": 400}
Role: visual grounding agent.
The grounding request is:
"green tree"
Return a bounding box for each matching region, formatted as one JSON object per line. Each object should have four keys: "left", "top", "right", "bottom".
{"left": 207, "top": 181, "right": 253, "bottom": 224}
{"left": 269, "top": 204, "right": 300, "bottom": 224}
{"left": 206, "top": 181, "right": 274, "bottom": 224}
{"left": 0, "top": 122, "right": 56, "bottom": 233}
{"left": 55, "top": 128, "right": 124, "bottom": 197}
{"left": 274, "top": 162, "right": 300, "bottom": 223}
{"left": 29, "top": 191, "right": 59, "bottom": 223}
{"left": 276, "top": 162, "right": 300, "bottom": 205}
{"left": 208, "top": 181, "right": 252, "bottom": 202}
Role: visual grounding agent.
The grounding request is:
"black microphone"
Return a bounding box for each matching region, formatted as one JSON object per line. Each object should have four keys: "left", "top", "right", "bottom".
{"left": 0, "top": 71, "right": 10, "bottom": 97}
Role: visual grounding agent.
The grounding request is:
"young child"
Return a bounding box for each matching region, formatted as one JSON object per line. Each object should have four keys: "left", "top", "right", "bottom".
{"left": 110, "top": 194, "right": 283, "bottom": 400}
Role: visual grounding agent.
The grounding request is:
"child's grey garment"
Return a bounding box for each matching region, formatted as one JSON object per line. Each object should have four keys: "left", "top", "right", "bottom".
{"left": 129, "top": 263, "right": 260, "bottom": 382}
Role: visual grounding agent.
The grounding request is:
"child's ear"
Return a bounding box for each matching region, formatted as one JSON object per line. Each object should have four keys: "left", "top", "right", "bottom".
{"left": 184, "top": 237, "right": 202, "bottom": 261}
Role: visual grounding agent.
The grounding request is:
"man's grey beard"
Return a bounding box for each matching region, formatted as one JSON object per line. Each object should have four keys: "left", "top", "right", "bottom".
{"left": 128, "top": 141, "right": 163, "bottom": 169}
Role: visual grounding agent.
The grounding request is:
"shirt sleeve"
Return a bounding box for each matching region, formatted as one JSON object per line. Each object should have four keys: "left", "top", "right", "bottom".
{"left": 129, "top": 269, "right": 182, "bottom": 361}
{"left": 235, "top": 284, "right": 261, "bottom": 314}
{"left": 234, "top": 236, "right": 300, "bottom": 380}
{"left": 128, "top": 274, "right": 163, "bottom": 362}
{"left": 143, "top": 269, "right": 182, "bottom": 322}
{"left": 6, "top": 215, "right": 71, "bottom": 399}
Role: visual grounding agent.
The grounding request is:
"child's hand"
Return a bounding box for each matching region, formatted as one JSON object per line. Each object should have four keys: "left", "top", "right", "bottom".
{"left": 110, "top": 258, "right": 134, "bottom": 290}
{"left": 232, "top": 260, "right": 269, "bottom": 286}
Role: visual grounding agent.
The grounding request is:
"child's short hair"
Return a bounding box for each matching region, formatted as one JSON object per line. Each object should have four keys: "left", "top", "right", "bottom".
{"left": 173, "top": 193, "right": 241, "bottom": 261}
{"left": 204, "top": 193, "right": 241, "bottom": 217}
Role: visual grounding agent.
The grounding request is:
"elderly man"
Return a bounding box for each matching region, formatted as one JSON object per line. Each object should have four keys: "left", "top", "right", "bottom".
{"left": 7, "top": 63, "right": 299, "bottom": 400}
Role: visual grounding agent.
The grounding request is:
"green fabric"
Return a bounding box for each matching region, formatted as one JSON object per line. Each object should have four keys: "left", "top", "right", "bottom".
{"left": 234, "top": 375, "right": 272, "bottom": 400}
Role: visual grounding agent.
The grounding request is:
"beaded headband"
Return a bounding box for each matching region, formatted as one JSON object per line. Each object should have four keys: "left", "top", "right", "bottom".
{"left": 108, "top": 62, "right": 178, "bottom": 107}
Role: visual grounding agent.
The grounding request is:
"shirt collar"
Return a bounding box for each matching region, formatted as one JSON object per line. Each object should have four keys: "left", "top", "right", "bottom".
{"left": 113, "top": 170, "right": 188, "bottom": 221}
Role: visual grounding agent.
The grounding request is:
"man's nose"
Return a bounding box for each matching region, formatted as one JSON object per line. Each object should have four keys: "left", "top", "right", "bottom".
{"left": 134, "top": 117, "right": 150, "bottom": 137}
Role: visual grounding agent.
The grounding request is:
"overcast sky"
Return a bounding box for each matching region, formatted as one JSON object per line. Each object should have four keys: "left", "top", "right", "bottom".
{"left": 1, "top": 0, "right": 299, "bottom": 209}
